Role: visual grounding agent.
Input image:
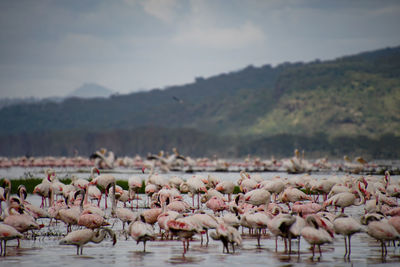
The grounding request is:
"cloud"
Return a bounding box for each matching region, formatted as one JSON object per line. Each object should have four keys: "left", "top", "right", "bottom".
{"left": 172, "top": 21, "right": 266, "bottom": 49}
{"left": 140, "top": 0, "right": 179, "bottom": 23}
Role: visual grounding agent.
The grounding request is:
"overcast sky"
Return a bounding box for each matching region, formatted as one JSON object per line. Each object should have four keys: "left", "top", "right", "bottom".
{"left": 1, "top": 0, "right": 399, "bottom": 98}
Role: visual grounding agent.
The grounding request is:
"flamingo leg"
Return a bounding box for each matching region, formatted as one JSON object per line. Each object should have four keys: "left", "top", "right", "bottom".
{"left": 312, "top": 244, "right": 315, "bottom": 259}
{"left": 3, "top": 240, "right": 7, "bottom": 256}
{"left": 104, "top": 191, "right": 108, "bottom": 209}
{"left": 182, "top": 240, "right": 186, "bottom": 255}
{"left": 348, "top": 235, "right": 352, "bottom": 259}
{"left": 344, "top": 236, "right": 348, "bottom": 258}
{"left": 206, "top": 229, "right": 209, "bottom": 246}
{"left": 383, "top": 242, "right": 387, "bottom": 257}
{"left": 284, "top": 237, "right": 288, "bottom": 253}
{"left": 297, "top": 236, "right": 300, "bottom": 257}
{"left": 318, "top": 244, "right": 322, "bottom": 259}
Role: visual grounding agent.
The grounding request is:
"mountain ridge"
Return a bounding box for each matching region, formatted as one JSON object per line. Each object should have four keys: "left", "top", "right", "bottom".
{"left": 1, "top": 45, "right": 400, "bottom": 157}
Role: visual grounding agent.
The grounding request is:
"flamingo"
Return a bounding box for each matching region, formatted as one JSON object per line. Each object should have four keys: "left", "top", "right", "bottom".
{"left": 167, "top": 216, "right": 202, "bottom": 255}
{"left": 33, "top": 175, "right": 52, "bottom": 208}
{"left": 0, "top": 223, "right": 23, "bottom": 256}
{"left": 167, "top": 199, "right": 191, "bottom": 213}
{"left": 363, "top": 215, "right": 400, "bottom": 257}
{"left": 190, "top": 213, "right": 219, "bottom": 246}
{"left": 17, "top": 185, "right": 50, "bottom": 219}
{"left": 180, "top": 176, "right": 207, "bottom": 209}
{"left": 59, "top": 228, "right": 116, "bottom": 255}
{"left": 243, "top": 187, "right": 271, "bottom": 207}
{"left": 280, "top": 187, "right": 312, "bottom": 210}
{"left": 3, "top": 194, "right": 41, "bottom": 235}
{"left": 201, "top": 188, "right": 226, "bottom": 203}
{"left": 237, "top": 172, "right": 258, "bottom": 193}
{"left": 333, "top": 213, "right": 364, "bottom": 258}
{"left": 210, "top": 222, "right": 242, "bottom": 253}
{"left": 221, "top": 210, "right": 241, "bottom": 229}
{"left": 88, "top": 185, "right": 102, "bottom": 206}
{"left": 128, "top": 176, "right": 143, "bottom": 209}
{"left": 89, "top": 170, "right": 116, "bottom": 209}
{"left": 168, "top": 176, "right": 184, "bottom": 189}
{"left": 240, "top": 211, "right": 269, "bottom": 246}
{"left": 267, "top": 213, "right": 296, "bottom": 253}
{"left": 288, "top": 213, "right": 306, "bottom": 255}
{"left": 259, "top": 178, "right": 285, "bottom": 202}
{"left": 157, "top": 210, "right": 180, "bottom": 240}
{"left": 141, "top": 207, "right": 163, "bottom": 225}
{"left": 215, "top": 181, "right": 236, "bottom": 202}
{"left": 301, "top": 215, "right": 333, "bottom": 260}
{"left": 78, "top": 209, "right": 110, "bottom": 229}
{"left": 323, "top": 182, "right": 365, "bottom": 213}
{"left": 0, "top": 179, "right": 11, "bottom": 215}
{"left": 115, "top": 208, "right": 138, "bottom": 230}
{"left": 129, "top": 215, "right": 156, "bottom": 252}
{"left": 91, "top": 148, "right": 115, "bottom": 169}
{"left": 207, "top": 174, "right": 221, "bottom": 188}
{"left": 206, "top": 196, "right": 227, "bottom": 214}
{"left": 292, "top": 202, "right": 322, "bottom": 215}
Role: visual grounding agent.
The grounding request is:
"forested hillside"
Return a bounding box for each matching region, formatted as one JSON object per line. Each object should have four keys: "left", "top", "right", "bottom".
{"left": 1, "top": 46, "right": 399, "bottom": 158}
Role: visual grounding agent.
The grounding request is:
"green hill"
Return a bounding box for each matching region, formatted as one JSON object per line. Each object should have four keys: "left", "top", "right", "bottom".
{"left": 1, "top": 46, "right": 400, "bottom": 158}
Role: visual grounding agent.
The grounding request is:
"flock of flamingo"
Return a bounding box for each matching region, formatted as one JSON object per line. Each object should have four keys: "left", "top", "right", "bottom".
{"left": 1, "top": 166, "right": 400, "bottom": 262}
{"left": 0, "top": 147, "right": 389, "bottom": 174}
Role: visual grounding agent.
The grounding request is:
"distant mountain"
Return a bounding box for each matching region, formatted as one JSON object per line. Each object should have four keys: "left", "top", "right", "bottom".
{"left": 67, "top": 83, "right": 114, "bottom": 98}
{"left": 1, "top": 45, "right": 400, "bottom": 158}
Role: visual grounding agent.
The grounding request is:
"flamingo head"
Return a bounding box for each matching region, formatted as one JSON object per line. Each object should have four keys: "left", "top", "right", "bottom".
{"left": 89, "top": 179, "right": 97, "bottom": 186}
{"left": 141, "top": 166, "right": 146, "bottom": 174}
{"left": 362, "top": 177, "right": 368, "bottom": 188}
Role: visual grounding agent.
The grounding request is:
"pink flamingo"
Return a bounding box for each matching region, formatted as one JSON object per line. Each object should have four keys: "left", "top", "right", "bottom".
{"left": 280, "top": 187, "right": 312, "bottom": 209}
{"left": 88, "top": 169, "right": 116, "bottom": 209}
{"left": 129, "top": 215, "right": 156, "bottom": 252}
{"left": 206, "top": 196, "right": 227, "bottom": 214}
{"left": 215, "top": 180, "right": 235, "bottom": 201}
{"left": 323, "top": 182, "right": 364, "bottom": 213}
{"left": 210, "top": 222, "right": 242, "bottom": 253}
{"left": 78, "top": 209, "right": 109, "bottom": 229}
{"left": 167, "top": 216, "right": 201, "bottom": 255}
{"left": 128, "top": 176, "right": 143, "bottom": 209}
{"left": 180, "top": 176, "right": 208, "bottom": 209}
{"left": 59, "top": 228, "right": 116, "bottom": 255}
{"left": 243, "top": 187, "right": 271, "bottom": 207}
{"left": 333, "top": 213, "right": 364, "bottom": 258}
{"left": 301, "top": 215, "right": 333, "bottom": 260}
{"left": 0, "top": 223, "right": 23, "bottom": 256}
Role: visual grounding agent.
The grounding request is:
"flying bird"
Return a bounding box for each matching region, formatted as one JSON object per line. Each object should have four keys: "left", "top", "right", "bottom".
{"left": 172, "top": 96, "right": 183, "bottom": 104}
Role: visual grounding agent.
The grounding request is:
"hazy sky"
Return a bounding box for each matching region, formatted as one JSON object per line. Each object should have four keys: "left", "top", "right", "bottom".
{"left": 1, "top": 0, "right": 399, "bottom": 98}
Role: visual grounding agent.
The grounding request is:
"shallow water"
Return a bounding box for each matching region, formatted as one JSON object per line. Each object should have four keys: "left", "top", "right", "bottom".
{"left": 2, "top": 202, "right": 400, "bottom": 267}
{"left": 1, "top": 168, "right": 400, "bottom": 266}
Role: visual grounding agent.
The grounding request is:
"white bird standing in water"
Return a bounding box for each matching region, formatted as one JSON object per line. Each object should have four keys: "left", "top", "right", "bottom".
{"left": 59, "top": 228, "right": 116, "bottom": 255}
